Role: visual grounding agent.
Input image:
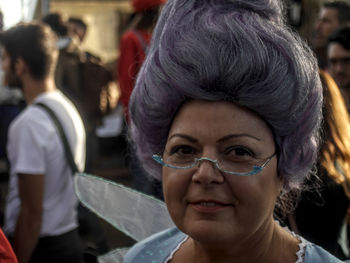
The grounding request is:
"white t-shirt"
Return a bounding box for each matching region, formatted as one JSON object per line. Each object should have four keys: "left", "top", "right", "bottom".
{"left": 4, "top": 90, "right": 86, "bottom": 237}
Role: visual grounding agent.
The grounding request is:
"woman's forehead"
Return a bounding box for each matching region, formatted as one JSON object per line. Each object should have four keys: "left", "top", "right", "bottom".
{"left": 167, "top": 100, "right": 274, "bottom": 143}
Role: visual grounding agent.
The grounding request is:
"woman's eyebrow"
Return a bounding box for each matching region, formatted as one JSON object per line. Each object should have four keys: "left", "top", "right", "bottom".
{"left": 167, "top": 133, "right": 260, "bottom": 143}
{"left": 217, "top": 134, "right": 261, "bottom": 143}
{"left": 167, "top": 133, "right": 197, "bottom": 143}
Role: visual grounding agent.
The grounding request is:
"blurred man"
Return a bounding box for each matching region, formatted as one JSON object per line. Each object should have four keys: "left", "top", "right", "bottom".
{"left": 67, "top": 17, "right": 87, "bottom": 44}
{"left": 42, "top": 12, "right": 83, "bottom": 105}
{"left": 1, "top": 23, "right": 85, "bottom": 263}
{"left": 328, "top": 26, "right": 350, "bottom": 103}
{"left": 312, "top": 1, "right": 350, "bottom": 69}
{"left": 67, "top": 16, "right": 101, "bottom": 62}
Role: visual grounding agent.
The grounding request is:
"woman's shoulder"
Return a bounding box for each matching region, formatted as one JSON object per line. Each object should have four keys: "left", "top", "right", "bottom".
{"left": 305, "top": 242, "right": 349, "bottom": 263}
{"left": 123, "top": 227, "right": 186, "bottom": 263}
{"left": 123, "top": 228, "right": 350, "bottom": 263}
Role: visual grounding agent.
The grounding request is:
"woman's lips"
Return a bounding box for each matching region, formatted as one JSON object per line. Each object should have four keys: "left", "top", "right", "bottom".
{"left": 189, "top": 199, "right": 232, "bottom": 213}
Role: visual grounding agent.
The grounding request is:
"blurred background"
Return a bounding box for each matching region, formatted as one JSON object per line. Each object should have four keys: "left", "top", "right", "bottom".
{"left": 0, "top": 0, "right": 343, "bottom": 67}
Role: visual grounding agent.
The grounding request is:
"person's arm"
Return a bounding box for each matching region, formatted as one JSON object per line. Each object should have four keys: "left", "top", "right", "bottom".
{"left": 12, "top": 173, "right": 44, "bottom": 263}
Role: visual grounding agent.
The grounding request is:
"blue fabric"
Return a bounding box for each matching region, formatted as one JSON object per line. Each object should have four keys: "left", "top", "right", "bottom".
{"left": 123, "top": 228, "right": 185, "bottom": 263}
{"left": 124, "top": 227, "right": 350, "bottom": 263}
{"left": 305, "top": 244, "right": 350, "bottom": 263}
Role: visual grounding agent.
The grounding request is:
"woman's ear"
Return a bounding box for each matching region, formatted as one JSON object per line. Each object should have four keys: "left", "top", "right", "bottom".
{"left": 275, "top": 170, "right": 284, "bottom": 194}
{"left": 279, "top": 173, "right": 284, "bottom": 189}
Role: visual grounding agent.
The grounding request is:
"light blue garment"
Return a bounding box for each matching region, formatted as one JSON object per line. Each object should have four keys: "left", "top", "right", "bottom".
{"left": 124, "top": 227, "right": 350, "bottom": 263}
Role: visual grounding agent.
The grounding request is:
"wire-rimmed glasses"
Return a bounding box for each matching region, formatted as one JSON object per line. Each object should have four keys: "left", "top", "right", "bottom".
{"left": 152, "top": 152, "right": 276, "bottom": 176}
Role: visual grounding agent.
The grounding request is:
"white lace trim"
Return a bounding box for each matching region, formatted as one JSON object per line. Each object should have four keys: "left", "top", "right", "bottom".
{"left": 164, "top": 235, "right": 189, "bottom": 263}
{"left": 285, "top": 226, "right": 308, "bottom": 263}
{"left": 293, "top": 235, "right": 307, "bottom": 263}
{"left": 164, "top": 229, "right": 308, "bottom": 263}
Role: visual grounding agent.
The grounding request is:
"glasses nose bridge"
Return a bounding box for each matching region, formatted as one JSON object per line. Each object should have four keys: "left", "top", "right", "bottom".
{"left": 195, "top": 157, "right": 220, "bottom": 170}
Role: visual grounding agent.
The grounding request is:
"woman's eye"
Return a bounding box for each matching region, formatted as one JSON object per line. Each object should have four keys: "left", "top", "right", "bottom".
{"left": 170, "top": 145, "right": 197, "bottom": 156}
{"left": 225, "top": 146, "right": 254, "bottom": 159}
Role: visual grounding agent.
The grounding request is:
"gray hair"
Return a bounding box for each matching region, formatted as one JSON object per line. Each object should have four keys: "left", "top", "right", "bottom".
{"left": 129, "top": 0, "right": 322, "bottom": 192}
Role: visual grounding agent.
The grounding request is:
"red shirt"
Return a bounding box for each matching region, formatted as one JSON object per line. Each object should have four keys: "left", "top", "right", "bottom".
{"left": 0, "top": 228, "right": 17, "bottom": 263}
{"left": 117, "top": 30, "right": 151, "bottom": 120}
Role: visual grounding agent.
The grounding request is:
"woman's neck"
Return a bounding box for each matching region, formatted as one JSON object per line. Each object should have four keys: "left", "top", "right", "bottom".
{"left": 172, "top": 221, "right": 300, "bottom": 263}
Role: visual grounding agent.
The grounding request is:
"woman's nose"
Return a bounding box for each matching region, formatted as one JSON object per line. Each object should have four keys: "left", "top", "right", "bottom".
{"left": 191, "top": 158, "right": 224, "bottom": 185}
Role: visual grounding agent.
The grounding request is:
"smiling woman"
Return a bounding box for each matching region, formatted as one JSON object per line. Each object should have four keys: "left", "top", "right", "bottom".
{"left": 123, "top": 0, "right": 347, "bottom": 262}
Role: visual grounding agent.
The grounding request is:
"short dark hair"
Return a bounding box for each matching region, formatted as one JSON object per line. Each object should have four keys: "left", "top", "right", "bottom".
{"left": 324, "top": 1, "right": 350, "bottom": 25}
{"left": 0, "top": 22, "right": 58, "bottom": 80}
{"left": 68, "top": 17, "right": 87, "bottom": 32}
{"left": 329, "top": 26, "right": 350, "bottom": 50}
{"left": 42, "top": 12, "right": 68, "bottom": 37}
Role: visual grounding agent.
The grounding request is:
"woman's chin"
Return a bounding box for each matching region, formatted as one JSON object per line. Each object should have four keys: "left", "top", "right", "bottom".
{"left": 181, "top": 220, "right": 243, "bottom": 245}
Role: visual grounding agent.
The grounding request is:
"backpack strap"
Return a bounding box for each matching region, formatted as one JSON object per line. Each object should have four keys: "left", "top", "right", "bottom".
{"left": 35, "top": 102, "right": 79, "bottom": 174}
{"left": 132, "top": 30, "right": 148, "bottom": 54}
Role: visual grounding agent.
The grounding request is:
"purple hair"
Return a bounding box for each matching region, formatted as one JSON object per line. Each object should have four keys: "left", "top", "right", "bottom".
{"left": 129, "top": 0, "right": 322, "bottom": 191}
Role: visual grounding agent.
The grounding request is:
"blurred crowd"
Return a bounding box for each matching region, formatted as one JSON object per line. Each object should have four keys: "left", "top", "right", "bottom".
{"left": 0, "top": 0, "right": 349, "bottom": 262}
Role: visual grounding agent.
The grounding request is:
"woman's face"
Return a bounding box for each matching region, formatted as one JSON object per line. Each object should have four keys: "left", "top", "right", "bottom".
{"left": 162, "top": 100, "right": 282, "bottom": 245}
